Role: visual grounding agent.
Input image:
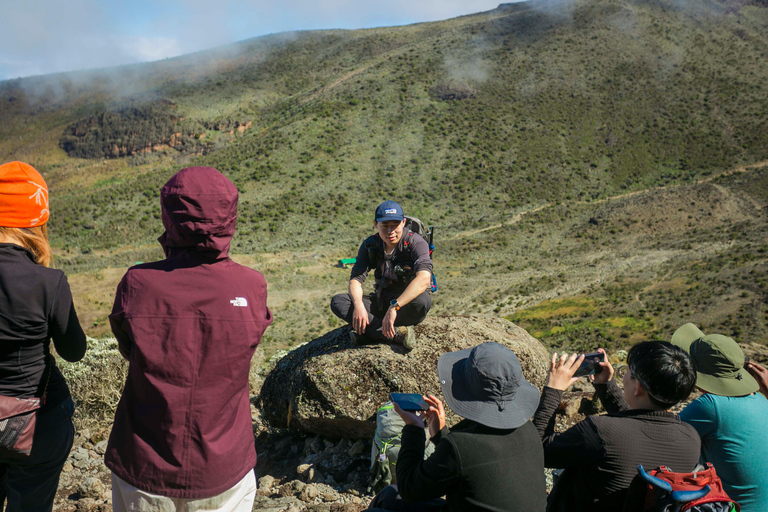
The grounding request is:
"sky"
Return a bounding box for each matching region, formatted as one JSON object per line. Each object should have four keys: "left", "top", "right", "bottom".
{"left": 0, "top": 0, "right": 514, "bottom": 81}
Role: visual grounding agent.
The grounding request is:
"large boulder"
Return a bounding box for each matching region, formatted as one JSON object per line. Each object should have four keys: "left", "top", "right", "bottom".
{"left": 258, "top": 316, "right": 550, "bottom": 439}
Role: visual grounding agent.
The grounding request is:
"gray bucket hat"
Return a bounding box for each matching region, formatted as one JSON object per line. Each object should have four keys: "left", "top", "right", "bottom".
{"left": 671, "top": 323, "right": 759, "bottom": 397}
{"left": 437, "top": 342, "right": 539, "bottom": 429}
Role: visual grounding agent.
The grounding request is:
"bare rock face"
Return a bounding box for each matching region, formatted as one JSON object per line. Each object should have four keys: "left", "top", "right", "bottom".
{"left": 259, "top": 316, "right": 550, "bottom": 439}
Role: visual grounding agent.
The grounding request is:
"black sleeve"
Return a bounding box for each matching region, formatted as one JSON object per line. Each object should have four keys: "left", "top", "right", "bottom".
{"left": 49, "top": 274, "right": 86, "bottom": 362}
{"left": 533, "top": 386, "right": 605, "bottom": 469}
{"left": 595, "top": 379, "right": 630, "bottom": 413}
{"left": 396, "top": 425, "right": 461, "bottom": 503}
{"left": 349, "top": 239, "right": 371, "bottom": 284}
{"left": 540, "top": 417, "right": 605, "bottom": 469}
{"left": 532, "top": 386, "right": 563, "bottom": 440}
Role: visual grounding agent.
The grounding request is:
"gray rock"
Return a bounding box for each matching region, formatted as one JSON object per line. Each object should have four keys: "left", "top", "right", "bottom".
{"left": 347, "top": 440, "right": 366, "bottom": 457}
{"left": 260, "top": 316, "right": 549, "bottom": 438}
{"left": 300, "top": 484, "right": 319, "bottom": 502}
{"left": 94, "top": 440, "right": 108, "bottom": 455}
{"left": 73, "top": 459, "right": 90, "bottom": 469}
{"left": 72, "top": 447, "right": 89, "bottom": 461}
{"left": 297, "top": 463, "right": 313, "bottom": 477}
{"left": 75, "top": 497, "right": 96, "bottom": 512}
{"left": 305, "top": 437, "right": 324, "bottom": 455}
{"left": 258, "top": 474, "right": 276, "bottom": 491}
{"left": 77, "top": 477, "right": 104, "bottom": 499}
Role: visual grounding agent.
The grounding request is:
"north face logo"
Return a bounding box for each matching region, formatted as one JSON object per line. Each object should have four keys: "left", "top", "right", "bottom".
{"left": 230, "top": 297, "right": 248, "bottom": 307}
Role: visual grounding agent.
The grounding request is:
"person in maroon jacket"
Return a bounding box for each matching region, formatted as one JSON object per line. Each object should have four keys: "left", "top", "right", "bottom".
{"left": 105, "top": 167, "right": 273, "bottom": 512}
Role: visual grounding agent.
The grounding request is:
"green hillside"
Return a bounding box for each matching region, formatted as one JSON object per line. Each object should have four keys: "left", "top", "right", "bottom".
{"left": 2, "top": 0, "right": 768, "bottom": 355}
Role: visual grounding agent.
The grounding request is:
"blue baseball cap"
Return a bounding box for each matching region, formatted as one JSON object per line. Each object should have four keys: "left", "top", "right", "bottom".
{"left": 375, "top": 200, "right": 404, "bottom": 222}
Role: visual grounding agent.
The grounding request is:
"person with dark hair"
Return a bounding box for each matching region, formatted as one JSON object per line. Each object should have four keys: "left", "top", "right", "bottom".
{"left": 330, "top": 200, "right": 432, "bottom": 351}
{"left": 532, "top": 342, "right": 701, "bottom": 512}
{"left": 672, "top": 324, "right": 768, "bottom": 511}
{"left": 366, "top": 342, "right": 547, "bottom": 512}
{"left": 0, "top": 161, "right": 87, "bottom": 512}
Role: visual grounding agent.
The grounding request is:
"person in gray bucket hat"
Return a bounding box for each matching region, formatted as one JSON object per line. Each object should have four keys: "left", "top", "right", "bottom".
{"left": 673, "top": 323, "right": 768, "bottom": 511}
{"left": 365, "top": 342, "right": 547, "bottom": 512}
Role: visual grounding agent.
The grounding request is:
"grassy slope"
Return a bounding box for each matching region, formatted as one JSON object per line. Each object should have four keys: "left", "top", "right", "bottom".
{"left": 1, "top": 0, "right": 768, "bottom": 355}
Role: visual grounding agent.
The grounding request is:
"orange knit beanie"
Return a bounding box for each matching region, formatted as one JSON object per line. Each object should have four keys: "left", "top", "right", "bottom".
{"left": 0, "top": 161, "right": 50, "bottom": 227}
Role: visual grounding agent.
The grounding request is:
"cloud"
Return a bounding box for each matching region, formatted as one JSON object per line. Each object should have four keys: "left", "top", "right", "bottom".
{"left": 123, "top": 37, "right": 184, "bottom": 63}
{"left": 0, "top": 0, "right": 512, "bottom": 80}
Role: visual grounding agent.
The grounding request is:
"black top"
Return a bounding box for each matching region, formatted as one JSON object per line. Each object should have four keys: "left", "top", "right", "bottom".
{"left": 397, "top": 419, "right": 547, "bottom": 512}
{"left": 532, "top": 380, "right": 701, "bottom": 512}
{"left": 0, "top": 243, "right": 86, "bottom": 409}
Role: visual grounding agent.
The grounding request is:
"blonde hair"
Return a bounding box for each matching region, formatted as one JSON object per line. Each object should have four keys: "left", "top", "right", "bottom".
{"left": 0, "top": 225, "right": 53, "bottom": 267}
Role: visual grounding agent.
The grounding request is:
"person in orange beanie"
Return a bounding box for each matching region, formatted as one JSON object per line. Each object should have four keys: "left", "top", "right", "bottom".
{"left": 0, "top": 161, "right": 86, "bottom": 512}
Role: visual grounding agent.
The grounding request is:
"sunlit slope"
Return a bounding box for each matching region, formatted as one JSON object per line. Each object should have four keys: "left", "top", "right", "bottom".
{"left": 0, "top": 0, "right": 766, "bottom": 266}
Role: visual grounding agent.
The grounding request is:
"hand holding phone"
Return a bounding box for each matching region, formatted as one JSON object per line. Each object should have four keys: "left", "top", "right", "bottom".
{"left": 573, "top": 352, "right": 605, "bottom": 378}
{"left": 390, "top": 393, "right": 429, "bottom": 411}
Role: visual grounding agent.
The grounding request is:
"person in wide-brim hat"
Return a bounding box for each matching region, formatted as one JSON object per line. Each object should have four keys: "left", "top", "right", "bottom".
{"left": 437, "top": 341, "right": 540, "bottom": 429}
{"left": 673, "top": 323, "right": 768, "bottom": 509}
{"left": 671, "top": 323, "right": 759, "bottom": 397}
{"left": 366, "top": 342, "right": 546, "bottom": 512}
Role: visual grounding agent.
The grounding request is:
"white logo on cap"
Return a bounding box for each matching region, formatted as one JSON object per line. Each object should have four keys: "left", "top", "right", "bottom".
{"left": 385, "top": 208, "right": 397, "bottom": 214}
{"left": 230, "top": 297, "right": 248, "bottom": 307}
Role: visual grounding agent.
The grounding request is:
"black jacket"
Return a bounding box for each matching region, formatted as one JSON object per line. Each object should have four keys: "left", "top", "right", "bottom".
{"left": 533, "top": 380, "right": 701, "bottom": 512}
{"left": 0, "top": 243, "right": 86, "bottom": 409}
{"left": 397, "top": 419, "right": 547, "bottom": 512}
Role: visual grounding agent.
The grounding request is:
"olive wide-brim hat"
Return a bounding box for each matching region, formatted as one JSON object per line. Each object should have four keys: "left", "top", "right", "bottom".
{"left": 437, "top": 342, "right": 539, "bottom": 429}
{"left": 671, "top": 323, "right": 758, "bottom": 397}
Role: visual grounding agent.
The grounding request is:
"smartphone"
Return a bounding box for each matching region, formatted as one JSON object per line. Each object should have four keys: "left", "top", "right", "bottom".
{"left": 573, "top": 352, "right": 605, "bottom": 378}
{"left": 390, "top": 393, "right": 428, "bottom": 411}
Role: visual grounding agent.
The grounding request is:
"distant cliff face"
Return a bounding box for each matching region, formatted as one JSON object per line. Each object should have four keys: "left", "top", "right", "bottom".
{"left": 59, "top": 100, "right": 185, "bottom": 159}
{"left": 58, "top": 99, "right": 254, "bottom": 159}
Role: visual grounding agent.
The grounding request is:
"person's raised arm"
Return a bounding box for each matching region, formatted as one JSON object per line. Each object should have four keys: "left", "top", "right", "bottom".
{"left": 746, "top": 361, "right": 768, "bottom": 399}
{"left": 392, "top": 402, "right": 460, "bottom": 502}
{"left": 533, "top": 353, "right": 583, "bottom": 439}
{"left": 590, "top": 348, "right": 630, "bottom": 413}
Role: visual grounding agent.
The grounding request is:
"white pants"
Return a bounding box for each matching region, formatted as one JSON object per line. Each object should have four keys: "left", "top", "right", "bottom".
{"left": 111, "top": 470, "right": 257, "bottom": 512}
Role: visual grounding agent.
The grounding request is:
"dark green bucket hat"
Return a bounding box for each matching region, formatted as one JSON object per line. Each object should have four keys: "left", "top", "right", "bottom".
{"left": 671, "top": 323, "right": 758, "bottom": 397}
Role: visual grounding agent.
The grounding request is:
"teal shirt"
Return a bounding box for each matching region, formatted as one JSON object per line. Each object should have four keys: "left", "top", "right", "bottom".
{"left": 679, "top": 393, "right": 768, "bottom": 511}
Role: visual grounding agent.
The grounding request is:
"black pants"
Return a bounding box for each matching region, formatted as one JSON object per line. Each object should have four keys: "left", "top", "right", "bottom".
{"left": 366, "top": 485, "right": 445, "bottom": 512}
{"left": 0, "top": 397, "right": 75, "bottom": 512}
{"left": 330, "top": 291, "right": 431, "bottom": 339}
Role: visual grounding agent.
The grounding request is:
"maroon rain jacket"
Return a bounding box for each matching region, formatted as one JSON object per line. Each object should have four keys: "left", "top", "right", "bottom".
{"left": 105, "top": 167, "right": 272, "bottom": 498}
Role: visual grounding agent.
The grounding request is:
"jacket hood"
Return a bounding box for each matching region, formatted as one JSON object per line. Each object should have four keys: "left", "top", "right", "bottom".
{"left": 158, "top": 167, "right": 238, "bottom": 259}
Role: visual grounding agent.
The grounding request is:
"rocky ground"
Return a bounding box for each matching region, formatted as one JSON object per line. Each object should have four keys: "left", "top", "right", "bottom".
{"left": 51, "top": 324, "right": 768, "bottom": 511}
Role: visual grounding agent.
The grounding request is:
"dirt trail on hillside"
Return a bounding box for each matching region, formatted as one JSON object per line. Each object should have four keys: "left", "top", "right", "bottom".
{"left": 450, "top": 160, "right": 768, "bottom": 241}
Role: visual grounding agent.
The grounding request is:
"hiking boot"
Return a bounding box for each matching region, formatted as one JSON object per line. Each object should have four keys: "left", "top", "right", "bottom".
{"left": 350, "top": 330, "right": 370, "bottom": 346}
{"left": 394, "top": 326, "right": 416, "bottom": 351}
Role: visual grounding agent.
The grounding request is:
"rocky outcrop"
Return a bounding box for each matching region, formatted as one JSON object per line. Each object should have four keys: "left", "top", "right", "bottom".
{"left": 259, "top": 316, "right": 550, "bottom": 439}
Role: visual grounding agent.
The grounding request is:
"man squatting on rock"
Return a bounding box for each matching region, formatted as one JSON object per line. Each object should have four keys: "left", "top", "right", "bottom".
{"left": 331, "top": 200, "right": 432, "bottom": 350}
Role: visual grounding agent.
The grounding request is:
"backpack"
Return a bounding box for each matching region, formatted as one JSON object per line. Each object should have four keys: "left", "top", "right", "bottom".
{"left": 635, "top": 464, "right": 740, "bottom": 512}
{"left": 366, "top": 216, "right": 437, "bottom": 293}
{"left": 368, "top": 402, "right": 434, "bottom": 493}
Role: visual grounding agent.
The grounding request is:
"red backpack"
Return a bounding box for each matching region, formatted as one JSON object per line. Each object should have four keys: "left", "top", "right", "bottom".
{"left": 637, "top": 463, "right": 740, "bottom": 512}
